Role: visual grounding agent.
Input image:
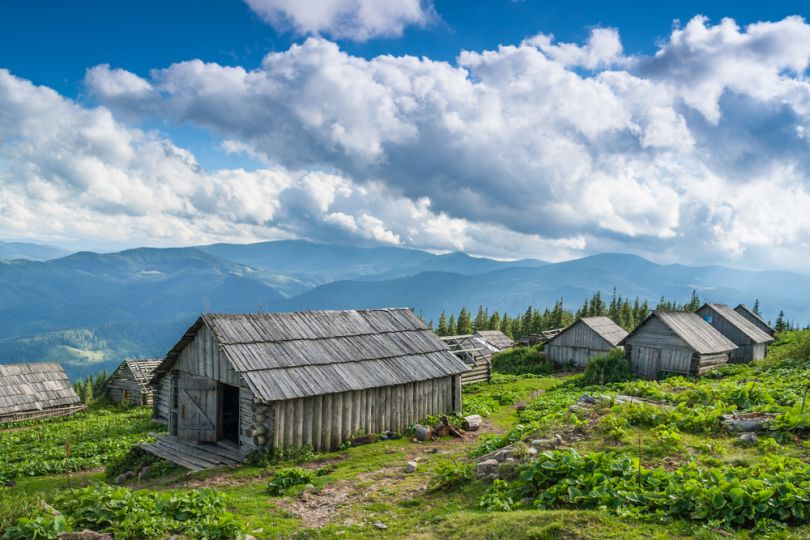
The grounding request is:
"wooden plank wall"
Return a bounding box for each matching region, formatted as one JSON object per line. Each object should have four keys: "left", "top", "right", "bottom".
{"left": 545, "top": 344, "right": 613, "bottom": 368}
{"left": 461, "top": 359, "right": 491, "bottom": 385}
{"left": 107, "top": 365, "right": 150, "bottom": 406}
{"left": 697, "top": 306, "right": 758, "bottom": 363}
{"left": 267, "top": 376, "right": 457, "bottom": 451}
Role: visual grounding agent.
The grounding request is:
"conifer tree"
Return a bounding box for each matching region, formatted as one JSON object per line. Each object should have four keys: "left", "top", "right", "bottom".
{"left": 473, "top": 306, "right": 487, "bottom": 332}
{"left": 457, "top": 307, "right": 473, "bottom": 334}
{"left": 774, "top": 311, "right": 787, "bottom": 333}
{"left": 488, "top": 312, "right": 501, "bottom": 332}
{"left": 447, "top": 314, "right": 457, "bottom": 336}
{"left": 436, "top": 312, "right": 448, "bottom": 336}
{"left": 753, "top": 299, "right": 761, "bottom": 316}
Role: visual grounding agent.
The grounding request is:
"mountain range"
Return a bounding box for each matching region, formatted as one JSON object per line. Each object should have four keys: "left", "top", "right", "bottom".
{"left": 0, "top": 240, "right": 807, "bottom": 378}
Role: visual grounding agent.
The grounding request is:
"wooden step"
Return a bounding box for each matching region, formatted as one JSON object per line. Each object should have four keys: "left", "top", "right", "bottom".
{"left": 139, "top": 434, "right": 243, "bottom": 472}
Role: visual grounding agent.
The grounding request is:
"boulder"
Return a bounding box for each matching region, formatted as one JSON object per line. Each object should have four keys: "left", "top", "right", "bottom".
{"left": 738, "top": 432, "right": 758, "bottom": 446}
{"left": 721, "top": 412, "right": 777, "bottom": 432}
{"left": 414, "top": 424, "right": 433, "bottom": 441}
{"left": 476, "top": 459, "right": 500, "bottom": 479}
{"left": 405, "top": 460, "right": 418, "bottom": 473}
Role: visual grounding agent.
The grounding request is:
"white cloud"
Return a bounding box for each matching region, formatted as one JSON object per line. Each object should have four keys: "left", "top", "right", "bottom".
{"left": 9, "top": 15, "right": 810, "bottom": 270}
{"left": 243, "top": 0, "right": 434, "bottom": 41}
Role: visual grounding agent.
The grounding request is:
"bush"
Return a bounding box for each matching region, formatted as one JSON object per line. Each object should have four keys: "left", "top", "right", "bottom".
{"left": 105, "top": 447, "right": 181, "bottom": 480}
{"left": 429, "top": 460, "right": 475, "bottom": 491}
{"left": 582, "top": 349, "right": 632, "bottom": 385}
{"left": 267, "top": 467, "right": 314, "bottom": 495}
{"left": 492, "top": 346, "right": 556, "bottom": 376}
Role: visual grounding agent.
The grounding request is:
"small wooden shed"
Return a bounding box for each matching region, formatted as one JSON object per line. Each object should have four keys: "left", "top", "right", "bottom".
{"left": 473, "top": 330, "right": 514, "bottom": 351}
{"left": 150, "top": 309, "right": 469, "bottom": 458}
{"left": 105, "top": 359, "right": 162, "bottom": 406}
{"left": 441, "top": 334, "right": 494, "bottom": 386}
{"left": 697, "top": 304, "right": 775, "bottom": 363}
{"left": 619, "top": 311, "right": 737, "bottom": 378}
{"left": 734, "top": 304, "right": 776, "bottom": 337}
{"left": 544, "top": 317, "right": 628, "bottom": 368}
{"left": 0, "top": 362, "right": 84, "bottom": 423}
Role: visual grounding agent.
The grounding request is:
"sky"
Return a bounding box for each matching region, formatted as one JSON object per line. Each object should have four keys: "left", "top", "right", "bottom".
{"left": 2, "top": 0, "right": 810, "bottom": 271}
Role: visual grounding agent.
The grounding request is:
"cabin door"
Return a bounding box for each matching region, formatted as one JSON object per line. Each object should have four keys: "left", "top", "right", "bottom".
{"left": 177, "top": 374, "right": 218, "bottom": 442}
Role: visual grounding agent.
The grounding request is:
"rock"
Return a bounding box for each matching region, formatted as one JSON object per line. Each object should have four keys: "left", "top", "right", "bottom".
{"left": 58, "top": 531, "right": 113, "bottom": 540}
{"left": 405, "top": 460, "right": 418, "bottom": 473}
{"left": 463, "top": 414, "right": 483, "bottom": 431}
{"left": 738, "top": 432, "right": 758, "bottom": 446}
{"left": 414, "top": 424, "right": 433, "bottom": 441}
{"left": 374, "top": 522, "right": 388, "bottom": 530}
{"left": 721, "top": 413, "right": 777, "bottom": 432}
{"left": 351, "top": 433, "right": 377, "bottom": 446}
{"left": 476, "top": 459, "right": 500, "bottom": 479}
{"left": 434, "top": 424, "right": 450, "bottom": 437}
{"left": 113, "top": 471, "right": 133, "bottom": 485}
{"left": 527, "top": 447, "right": 538, "bottom": 457}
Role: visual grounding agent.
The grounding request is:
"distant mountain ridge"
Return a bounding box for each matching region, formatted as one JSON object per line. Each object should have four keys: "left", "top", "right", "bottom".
{"left": 0, "top": 240, "right": 807, "bottom": 378}
{"left": 0, "top": 241, "right": 70, "bottom": 261}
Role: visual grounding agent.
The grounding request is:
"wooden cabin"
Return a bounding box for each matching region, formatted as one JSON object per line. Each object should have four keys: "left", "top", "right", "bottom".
{"left": 734, "top": 304, "right": 776, "bottom": 337}
{"left": 0, "top": 362, "right": 84, "bottom": 423}
{"left": 473, "top": 330, "right": 514, "bottom": 351}
{"left": 544, "top": 317, "right": 628, "bottom": 368}
{"left": 441, "top": 334, "right": 494, "bottom": 385}
{"left": 619, "top": 311, "right": 737, "bottom": 378}
{"left": 105, "top": 359, "right": 161, "bottom": 406}
{"left": 150, "top": 309, "right": 469, "bottom": 458}
{"left": 697, "top": 304, "right": 775, "bottom": 363}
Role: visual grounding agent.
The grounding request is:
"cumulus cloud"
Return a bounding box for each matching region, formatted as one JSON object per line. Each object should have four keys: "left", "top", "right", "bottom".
{"left": 10, "top": 15, "right": 810, "bottom": 270}
{"left": 243, "top": 0, "right": 434, "bottom": 41}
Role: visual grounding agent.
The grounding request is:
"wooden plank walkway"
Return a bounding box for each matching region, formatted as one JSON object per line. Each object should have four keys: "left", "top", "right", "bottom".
{"left": 139, "top": 434, "right": 243, "bottom": 472}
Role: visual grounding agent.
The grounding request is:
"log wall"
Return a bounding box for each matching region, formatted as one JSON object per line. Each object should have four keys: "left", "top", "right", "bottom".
{"left": 461, "top": 359, "right": 491, "bottom": 386}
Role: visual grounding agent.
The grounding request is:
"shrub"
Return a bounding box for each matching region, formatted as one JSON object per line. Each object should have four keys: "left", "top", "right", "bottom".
{"left": 267, "top": 467, "right": 314, "bottom": 495}
{"left": 105, "top": 447, "right": 181, "bottom": 480}
{"left": 429, "top": 460, "right": 475, "bottom": 491}
{"left": 492, "top": 346, "right": 556, "bottom": 376}
{"left": 479, "top": 479, "right": 514, "bottom": 512}
{"left": 582, "top": 349, "right": 632, "bottom": 385}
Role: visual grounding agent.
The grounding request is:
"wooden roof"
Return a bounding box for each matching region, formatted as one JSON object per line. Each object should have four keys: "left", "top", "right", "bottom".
{"left": 112, "top": 359, "right": 162, "bottom": 390}
{"left": 621, "top": 311, "right": 737, "bottom": 354}
{"left": 473, "top": 330, "right": 514, "bottom": 351}
{"left": 441, "top": 334, "right": 494, "bottom": 367}
{"left": 734, "top": 304, "right": 776, "bottom": 335}
{"left": 700, "top": 304, "right": 775, "bottom": 344}
{"left": 159, "top": 309, "right": 470, "bottom": 402}
{"left": 578, "top": 316, "right": 628, "bottom": 346}
{"left": 0, "top": 362, "right": 81, "bottom": 416}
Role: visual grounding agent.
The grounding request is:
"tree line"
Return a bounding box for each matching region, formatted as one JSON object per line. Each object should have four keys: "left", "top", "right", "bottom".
{"left": 426, "top": 289, "right": 793, "bottom": 340}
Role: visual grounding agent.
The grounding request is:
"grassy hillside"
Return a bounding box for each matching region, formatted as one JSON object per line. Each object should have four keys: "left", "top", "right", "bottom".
{"left": 1, "top": 334, "right": 808, "bottom": 539}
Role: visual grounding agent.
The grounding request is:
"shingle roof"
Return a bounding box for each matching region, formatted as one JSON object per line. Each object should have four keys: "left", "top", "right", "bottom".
{"left": 121, "top": 359, "right": 162, "bottom": 389}
{"left": 734, "top": 304, "right": 776, "bottom": 335}
{"left": 622, "top": 311, "right": 737, "bottom": 354}
{"left": 0, "top": 362, "right": 81, "bottom": 416}
{"left": 159, "top": 309, "right": 470, "bottom": 402}
{"left": 473, "top": 330, "right": 514, "bottom": 351}
{"left": 579, "top": 317, "right": 629, "bottom": 346}
{"left": 701, "top": 304, "right": 775, "bottom": 344}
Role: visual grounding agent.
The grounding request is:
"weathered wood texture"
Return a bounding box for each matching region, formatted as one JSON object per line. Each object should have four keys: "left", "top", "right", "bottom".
{"left": 473, "top": 330, "right": 514, "bottom": 351}
{"left": 0, "top": 362, "right": 83, "bottom": 423}
{"left": 621, "top": 312, "right": 734, "bottom": 377}
{"left": 545, "top": 317, "right": 627, "bottom": 368}
{"left": 734, "top": 305, "right": 776, "bottom": 337}
{"left": 697, "top": 304, "right": 774, "bottom": 363}
{"left": 261, "top": 376, "right": 457, "bottom": 452}
{"left": 460, "top": 360, "right": 491, "bottom": 385}
{"left": 106, "top": 360, "right": 160, "bottom": 406}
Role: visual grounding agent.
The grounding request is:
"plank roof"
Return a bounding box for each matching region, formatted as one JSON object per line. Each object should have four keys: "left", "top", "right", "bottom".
{"left": 472, "top": 330, "right": 514, "bottom": 351}
{"left": 621, "top": 311, "right": 737, "bottom": 354}
{"left": 734, "top": 304, "right": 776, "bottom": 335}
{"left": 159, "top": 309, "right": 470, "bottom": 402}
{"left": 700, "top": 304, "right": 775, "bottom": 344}
{"left": 0, "top": 362, "right": 81, "bottom": 416}
{"left": 579, "top": 317, "right": 629, "bottom": 346}
{"left": 113, "top": 359, "right": 162, "bottom": 390}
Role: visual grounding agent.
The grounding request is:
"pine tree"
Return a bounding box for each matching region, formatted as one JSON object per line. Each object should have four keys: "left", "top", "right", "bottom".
{"left": 436, "top": 312, "right": 448, "bottom": 336}
{"left": 473, "top": 306, "right": 487, "bottom": 332}
{"left": 84, "top": 378, "right": 94, "bottom": 404}
{"left": 447, "top": 314, "right": 457, "bottom": 336}
{"left": 457, "top": 307, "right": 473, "bottom": 335}
{"left": 501, "top": 315, "right": 513, "bottom": 338}
{"left": 753, "top": 299, "right": 761, "bottom": 316}
{"left": 687, "top": 290, "right": 701, "bottom": 311}
{"left": 488, "top": 312, "right": 501, "bottom": 332}
{"left": 774, "top": 310, "right": 787, "bottom": 333}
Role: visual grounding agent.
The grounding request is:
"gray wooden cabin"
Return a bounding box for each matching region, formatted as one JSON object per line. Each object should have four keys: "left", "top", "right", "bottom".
{"left": 619, "top": 311, "right": 737, "bottom": 377}
{"left": 441, "top": 334, "right": 493, "bottom": 385}
{"left": 544, "top": 317, "right": 628, "bottom": 368}
{"left": 473, "top": 330, "right": 514, "bottom": 351}
{"left": 0, "top": 362, "right": 84, "bottom": 423}
{"left": 151, "top": 309, "right": 469, "bottom": 457}
{"left": 697, "top": 304, "right": 775, "bottom": 363}
{"left": 734, "top": 304, "right": 776, "bottom": 337}
{"left": 105, "top": 359, "right": 161, "bottom": 406}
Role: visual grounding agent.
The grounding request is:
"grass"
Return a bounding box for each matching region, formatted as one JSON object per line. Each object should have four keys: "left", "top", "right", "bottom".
{"left": 1, "top": 338, "right": 810, "bottom": 539}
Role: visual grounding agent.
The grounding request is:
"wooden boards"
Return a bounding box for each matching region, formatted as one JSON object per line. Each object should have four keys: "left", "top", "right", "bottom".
{"left": 139, "top": 434, "right": 242, "bottom": 472}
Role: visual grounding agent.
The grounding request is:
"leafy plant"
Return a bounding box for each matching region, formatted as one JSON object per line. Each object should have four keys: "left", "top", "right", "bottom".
{"left": 479, "top": 479, "right": 514, "bottom": 512}
{"left": 492, "top": 346, "right": 556, "bottom": 376}
{"left": 267, "top": 467, "right": 314, "bottom": 495}
{"left": 582, "top": 349, "right": 632, "bottom": 385}
{"left": 429, "top": 460, "right": 474, "bottom": 491}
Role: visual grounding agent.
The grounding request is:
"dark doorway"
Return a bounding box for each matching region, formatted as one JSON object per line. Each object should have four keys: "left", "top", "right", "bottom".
{"left": 220, "top": 384, "right": 240, "bottom": 444}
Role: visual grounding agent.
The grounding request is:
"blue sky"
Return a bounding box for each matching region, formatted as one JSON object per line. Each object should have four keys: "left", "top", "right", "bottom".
{"left": 2, "top": 0, "right": 810, "bottom": 271}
